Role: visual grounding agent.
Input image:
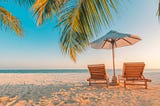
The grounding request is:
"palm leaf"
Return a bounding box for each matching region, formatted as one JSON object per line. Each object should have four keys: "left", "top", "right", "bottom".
{"left": 0, "top": 6, "right": 23, "bottom": 36}
{"left": 31, "top": 0, "right": 121, "bottom": 61}
{"left": 14, "top": 0, "right": 36, "bottom": 6}
{"left": 58, "top": 0, "right": 121, "bottom": 61}
{"left": 60, "top": 21, "right": 90, "bottom": 62}
{"left": 158, "top": 0, "right": 160, "bottom": 17}
{"left": 31, "top": 0, "right": 67, "bottom": 26}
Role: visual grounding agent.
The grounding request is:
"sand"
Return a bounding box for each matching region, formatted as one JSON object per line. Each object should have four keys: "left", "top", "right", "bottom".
{"left": 0, "top": 72, "right": 159, "bottom": 106}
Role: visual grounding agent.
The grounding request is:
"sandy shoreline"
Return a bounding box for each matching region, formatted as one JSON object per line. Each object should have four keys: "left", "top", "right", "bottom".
{"left": 0, "top": 73, "right": 159, "bottom": 106}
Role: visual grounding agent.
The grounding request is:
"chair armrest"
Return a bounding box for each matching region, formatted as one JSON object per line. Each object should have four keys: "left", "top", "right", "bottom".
{"left": 141, "top": 75, "right": 151, "bottom": 82}
{"left": 141, "top": 75, "right": 145, "bottom": 79}
{"left": 145, "top": 79, "right": 152, "bottom": 82}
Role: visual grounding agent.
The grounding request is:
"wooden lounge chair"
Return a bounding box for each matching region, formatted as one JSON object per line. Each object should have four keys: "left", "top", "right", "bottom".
{"left": 118, "top": 62, "right": 151, "bottom": 89}
{"left": 87, "top": 64, "right": 109, "bottom": 87}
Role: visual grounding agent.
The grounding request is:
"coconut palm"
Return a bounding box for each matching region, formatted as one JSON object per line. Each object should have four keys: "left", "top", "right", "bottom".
{"left": 32, "top": 0, "right": 160, "bottom": 62}
{"left": 31, "top": 0, "right": 67, "bottom": 26}
{"left": 1, "top": 0, "right": 160, "bottom": 61}
{"left": 0, "top": 0, "right": 36, "bottom": 36}
{"left": 0, "top": 0, "right": 25, "bottom": 37}
{"left": 0, "top": 6, "right": 23, "bottom": 36}
{"left": 158, "top": 0, "right": 160, "bottom": 17}
{"left": 31, "top": 0, "right": 121, "bottom": 62}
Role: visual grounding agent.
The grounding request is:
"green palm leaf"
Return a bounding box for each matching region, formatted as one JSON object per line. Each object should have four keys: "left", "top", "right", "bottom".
{"left": 158, "top": 0, "right": 160, "bottom": 17}
{"left": 0, "top": 6, "right": 23, "bottom": 36}
{"left": 31, "top": 0, "right": 67, "bottom": 26}
{"left": 14, "top": 0, "right": 36, "bottom": 6}
{"left": 58, "top": 0, "right": 121, "bottom": 61}
{"left": 31, "top": 0, "right": 122, "bottom": 62}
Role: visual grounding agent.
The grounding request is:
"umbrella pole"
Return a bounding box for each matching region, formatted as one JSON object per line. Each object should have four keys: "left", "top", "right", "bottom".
{"left": 112, "top": 43, "right": 116, "bottom": 77}
{"left": 111, "top": 40, "right": 117, "bottom": 85}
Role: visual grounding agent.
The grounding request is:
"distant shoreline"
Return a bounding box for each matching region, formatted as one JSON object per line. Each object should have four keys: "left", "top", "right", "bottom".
{"left": 0, "top": 69, "right": 159, "bottom": 74}
{"left": 0, "top": 68, "right": 159, "bottom": 70}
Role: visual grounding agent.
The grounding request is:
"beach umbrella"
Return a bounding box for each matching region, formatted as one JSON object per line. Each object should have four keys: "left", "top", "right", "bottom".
{"left": 91, "top": 30, "right": 141, "bottom": 85}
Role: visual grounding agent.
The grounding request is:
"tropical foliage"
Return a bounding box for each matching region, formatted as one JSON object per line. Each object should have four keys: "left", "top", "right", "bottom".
{"left": 158, "top": 0, "right": 160, "bottom": 17}
{"left": 0, "top": 6, "right": 22, "bottom": 36}
{"left": 31, "top": 0, "right": 67, "bottom": 26}
{"left": 0, "top": 0, "right": 35, "bottom": 36}
{"left": 32, "top": 0, "right": 121, "bottom": 62}
{"left": 1, "top": 0, "right": 160, "bottom": 62}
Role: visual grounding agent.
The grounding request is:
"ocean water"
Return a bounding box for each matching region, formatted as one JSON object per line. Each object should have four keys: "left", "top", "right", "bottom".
{"left": 0, "top": 69, "right": 159, "bottom": 74}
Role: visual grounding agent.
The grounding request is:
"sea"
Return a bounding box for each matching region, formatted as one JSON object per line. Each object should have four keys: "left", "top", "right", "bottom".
{"left": 0, "top": 69, "right": 159, "bottom": 74}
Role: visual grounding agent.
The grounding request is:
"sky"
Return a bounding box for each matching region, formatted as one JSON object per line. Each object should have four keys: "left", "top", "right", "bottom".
{"left": 0, "top": 0, "right": 160, "bottom": 69}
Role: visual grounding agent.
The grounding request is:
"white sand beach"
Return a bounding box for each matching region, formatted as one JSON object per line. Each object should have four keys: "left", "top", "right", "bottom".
{"left": 0, "top": 72, "right": 159, "bottom": 106}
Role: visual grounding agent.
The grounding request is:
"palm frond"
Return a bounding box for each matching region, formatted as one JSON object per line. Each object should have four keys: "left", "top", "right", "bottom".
{"left": 0, "top": 6, "right": 23, "bottom": 36}
{"left": 0, "top": 0, "right": 36, "bottom": 7}
{"left": 31, "top": 0, "right": 67, "bottom": 26}
{"left": 60, "top": 24, "right": 90, "bottom": 62}
{"left": 158, "top": 0, "right": 160, "bottom": 17}
{"left": 14, "top": 0, "right": 36, "bottom": 6}
{"left": 58, "top": 0, "right": 121, "bottom": 61}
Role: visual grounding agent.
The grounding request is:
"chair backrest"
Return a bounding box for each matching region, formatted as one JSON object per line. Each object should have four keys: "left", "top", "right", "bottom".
{"left": 122, "top": 62, "right": 145, "bottom": 79}
{"left": 88, "top": 64, "right": 106, "bottom": 80}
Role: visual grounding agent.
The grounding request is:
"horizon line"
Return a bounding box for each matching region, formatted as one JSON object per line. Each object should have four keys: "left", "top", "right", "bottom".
{"left": 0, "top": 68, "right": 159, "bottom": 70}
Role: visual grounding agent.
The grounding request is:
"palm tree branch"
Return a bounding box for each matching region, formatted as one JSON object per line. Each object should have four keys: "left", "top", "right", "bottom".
{"left": 0, "top": 6, "right": 23, "bottom": 36}
{"left": 158, "top": 0, "right": 160, "bottom": 17}
{"left": 12, "top": 0, "right": 36, "bottom": 6}
{"left": 58, "top": 0, "right": 121, "bottom": 61}
{"left": 31, "top": 0, "right": 68, "bottom": 26}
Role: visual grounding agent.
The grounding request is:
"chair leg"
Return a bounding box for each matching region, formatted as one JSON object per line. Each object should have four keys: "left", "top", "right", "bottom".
{"left": 145, "top": 81, "right": 147, "bottom": 89}
{"left": 106, "top": 80, "right": 109, "bottom": 88}
{"left": 89, "top": 81, "right": 91, "bottom": 86}
{"left": 124, "top": 80, "right": 126, "bottom": 88}
{"left": 118, "top": 76, "right": 120, "bottom": 83}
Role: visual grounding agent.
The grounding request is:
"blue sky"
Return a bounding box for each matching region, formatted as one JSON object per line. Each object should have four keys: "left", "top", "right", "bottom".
{"left": 0, "top": 0, "right": 160, "bottom": 69}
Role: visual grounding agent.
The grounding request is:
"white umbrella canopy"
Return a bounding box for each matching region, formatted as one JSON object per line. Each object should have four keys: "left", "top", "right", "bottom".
{"left": 91, "top": 30, "right": 141, "bottom": 85}
{"left": 91, "top": 30, "right": 141, "bottom": 49}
